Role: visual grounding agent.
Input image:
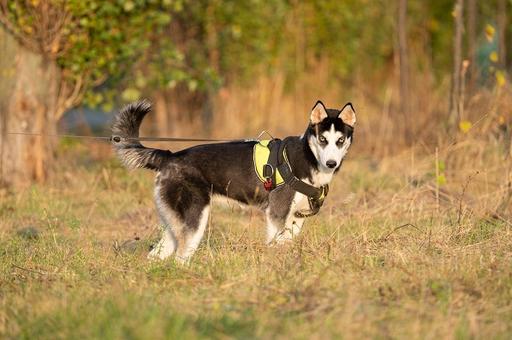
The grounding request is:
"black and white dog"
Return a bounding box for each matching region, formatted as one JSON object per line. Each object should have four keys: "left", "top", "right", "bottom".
{"left": 112, "top": 100, "right": 355, "bottom": 263}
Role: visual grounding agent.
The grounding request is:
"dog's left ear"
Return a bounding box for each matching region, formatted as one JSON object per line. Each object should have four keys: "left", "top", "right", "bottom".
{"left": 339, "top": 103, "right": 356, "bottom": 127}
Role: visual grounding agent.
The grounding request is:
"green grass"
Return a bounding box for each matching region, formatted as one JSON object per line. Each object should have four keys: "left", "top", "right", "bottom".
{"left": 1, "top": 146, "right": 511, "bottom": 339}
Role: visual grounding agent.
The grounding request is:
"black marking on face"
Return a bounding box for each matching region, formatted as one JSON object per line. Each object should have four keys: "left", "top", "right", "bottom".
{"left": 307, "top": 108, "right": 354, "bottom": 143}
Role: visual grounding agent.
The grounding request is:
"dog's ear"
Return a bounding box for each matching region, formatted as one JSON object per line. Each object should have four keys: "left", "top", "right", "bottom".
{"left": 339, "top": 103, "right": 356, "bottom": 127}
{"left": 310, "top": 101, "right": 328, "bottom": 124}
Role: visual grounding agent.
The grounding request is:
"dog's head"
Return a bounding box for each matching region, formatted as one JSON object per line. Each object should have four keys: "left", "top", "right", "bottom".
{"left": 306, "top": 101, "right": 356, "bottom": 172}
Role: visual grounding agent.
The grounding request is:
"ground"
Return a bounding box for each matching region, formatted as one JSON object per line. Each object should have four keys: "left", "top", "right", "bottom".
{"left": 1, "top": 140, "right": 511, "bottom": 339}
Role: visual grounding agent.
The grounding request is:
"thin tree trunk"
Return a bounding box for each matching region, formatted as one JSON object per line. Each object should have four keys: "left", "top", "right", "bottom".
{"left": 497, "top": 0, "right": 507, "bottom": 67}
{"left": 0, "top": 27, "right": 59, "bottom": 187}
{"left": 450, "top": 0, "right": 464, "bottom": 126}
{"left": 154, "top": 91, "right": 169, "bottom": 136}
{"left": 203, "top": 2, "right": 219, "bottom": 135}
{"left": 398, "top": 0, "right": 410, "bottom": 142}
{"left": 467, "top": 0, "right": 477, "bottom": 91}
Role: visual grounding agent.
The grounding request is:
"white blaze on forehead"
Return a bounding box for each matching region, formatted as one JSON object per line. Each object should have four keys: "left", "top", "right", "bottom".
{"left": 321, "top": 124, "right": 343, "bottom": 164}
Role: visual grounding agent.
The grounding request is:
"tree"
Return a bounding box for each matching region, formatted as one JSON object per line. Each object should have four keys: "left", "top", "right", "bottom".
{"left": 0, "top": 0, "right": 181, "bottom": 187}
{"left": 450, "top": 0, "right": 464, "bottom": 126}
{"left": 131, "top": 0, "right": 289, "bottom": 135}
{"left": 397, "top": 0, "right": 410, "bottom": 142}
{"left": 466, "top": 0, "right": 477, "bottom": 91}
{"left": 497, "top": 0, "right": 507, "bottom": 68}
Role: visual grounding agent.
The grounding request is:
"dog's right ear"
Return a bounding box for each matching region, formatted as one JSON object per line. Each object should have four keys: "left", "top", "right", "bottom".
{"left": 310, "top": 101, "right": 328, "bottom": 124}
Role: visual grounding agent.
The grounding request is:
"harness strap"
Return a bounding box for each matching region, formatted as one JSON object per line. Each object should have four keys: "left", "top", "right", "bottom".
{"left": 257, "top": 138, "right": 329, "bottom": 217}
{"left": 263, "top": 139, "right": 282, "bottom": 190}
{"left": 275, "top": 138, "right": 327, "bottom": 200}
{"left": 277, "top": 160, "right": 325, "bottom": 199}
{"left": 272, "top": 138, "right": 329, "bottom": 217}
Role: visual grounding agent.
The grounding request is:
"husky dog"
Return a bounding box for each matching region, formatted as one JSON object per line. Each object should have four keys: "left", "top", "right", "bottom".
{"left": 112, "top": 100, "right": 355, "bottom": 263}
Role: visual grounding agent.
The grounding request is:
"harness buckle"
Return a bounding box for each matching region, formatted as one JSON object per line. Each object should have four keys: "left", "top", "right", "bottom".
{"left": 262, "top": 163, "right": 274, "bottom": 192}
{"left": 263, "top": 163, "right": 274, "bottom": 178}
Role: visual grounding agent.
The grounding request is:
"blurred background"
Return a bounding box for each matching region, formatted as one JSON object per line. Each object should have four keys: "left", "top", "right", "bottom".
{"left": 0, "top": 0, "right": 510, "bottom": 188}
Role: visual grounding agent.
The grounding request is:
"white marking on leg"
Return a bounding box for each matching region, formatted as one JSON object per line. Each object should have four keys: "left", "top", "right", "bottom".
{"left": 148, "top": 227, "right": 176, "bottom": 260}
{"left": 274, "top": 191, "right": 307, "bottom": 244}
{"left": 176, "top": 205, "right": 210, "bottom": 264}
{"left": 148, "top": 183, "right": 179, "bottom": 260}
{"left": 265, "top": 207, "right": 281, "bottom": 244}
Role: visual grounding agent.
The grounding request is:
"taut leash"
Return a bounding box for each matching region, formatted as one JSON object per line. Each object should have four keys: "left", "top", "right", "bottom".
{"left": 6, "top": 132, "right": 238, "bottom": 143}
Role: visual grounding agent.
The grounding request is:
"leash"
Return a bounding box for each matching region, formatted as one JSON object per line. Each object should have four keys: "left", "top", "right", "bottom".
{"left": 6, "top": 129, "right": 277, "bottom": 143}
{"left": 6, "top": 132, "right": 238, "bottom": 143}
{"left": 8, "top": 131, "right": 327, "bottom": 216}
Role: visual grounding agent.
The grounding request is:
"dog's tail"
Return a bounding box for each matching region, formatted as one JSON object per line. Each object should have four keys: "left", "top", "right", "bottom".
{"left": 112, "top": 100, "right": 173, "bottom": 171}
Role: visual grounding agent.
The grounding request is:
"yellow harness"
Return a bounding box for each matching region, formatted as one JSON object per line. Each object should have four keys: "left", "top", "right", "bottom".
{"left": 253, "top": 140, "right": 285, "bottom": 186}
{"left": 252, "top": 138, "right": 329, "bottom": 217}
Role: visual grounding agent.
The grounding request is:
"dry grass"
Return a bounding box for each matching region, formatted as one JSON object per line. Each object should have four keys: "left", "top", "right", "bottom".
{"left": 1, "top": 110, "right": 511, "bottom": 339}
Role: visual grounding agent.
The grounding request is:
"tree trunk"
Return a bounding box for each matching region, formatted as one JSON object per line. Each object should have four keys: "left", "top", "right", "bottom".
{"left": 0, "top": 27, "right": 60, "bottom": 188}
{"left": 497, "top": 0, "right": 507, "bottom": 68}
{"left": 467, "top": 0, "right": 477, "bottom": 91}
{"left": 153, "top": 91, "right": 169, "bottom": 136}
{"left": 449, "top": 0, "right": 464, "bottom": 126}
{"left": 397, "top": 0, "right": 410, "bottom": 142}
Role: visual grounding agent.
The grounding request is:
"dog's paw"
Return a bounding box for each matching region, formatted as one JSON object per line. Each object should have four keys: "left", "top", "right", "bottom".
{"left": 147, "top": 245, "right": 172, "bottom": 261}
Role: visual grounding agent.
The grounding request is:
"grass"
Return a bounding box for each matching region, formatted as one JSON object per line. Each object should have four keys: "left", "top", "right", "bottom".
{"left": 1, "top": 137, "right": 511, "bottom": 339}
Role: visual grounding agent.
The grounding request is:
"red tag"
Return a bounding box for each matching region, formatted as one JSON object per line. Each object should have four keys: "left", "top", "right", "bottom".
{"left": 263, "top": 178, "right": 273, "bottom": 191}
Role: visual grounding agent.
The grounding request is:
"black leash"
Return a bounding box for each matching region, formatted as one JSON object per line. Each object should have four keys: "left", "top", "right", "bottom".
{"left": 7, "top": 132, "right": 237, "bottom": 143}
{"left": 8, "top": 131, "right": 328, "bottom": 217}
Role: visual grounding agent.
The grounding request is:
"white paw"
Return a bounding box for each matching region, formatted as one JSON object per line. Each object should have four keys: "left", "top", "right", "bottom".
{"left": 147, "top": 240, "right": 173, "bottom": 260}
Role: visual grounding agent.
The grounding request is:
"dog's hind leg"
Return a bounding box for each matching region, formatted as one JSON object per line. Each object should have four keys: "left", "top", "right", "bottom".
{"left": 148, "top": 226, "right": 177, "bottom": 260}
{"left": 175, "top": 205, "right": 210, "bottom": 264}
{"left": 148, "top": 184, "right": 179, "bottom": 260}
{"left": 149, "top": 194, "right": 210, "bottom": 263}
{"left": 153, "top": 172, "right": 212, "bottom": 264}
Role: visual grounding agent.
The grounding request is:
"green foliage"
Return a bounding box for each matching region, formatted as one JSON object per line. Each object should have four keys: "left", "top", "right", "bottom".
{"left": 3, "top": 0, "right": 184, "bottom": 107}
{"left": 302, "top": 0, "right": 394, "bottom": 78}
{"left": 3, "top": 0, "right": 511, "bottom": 110}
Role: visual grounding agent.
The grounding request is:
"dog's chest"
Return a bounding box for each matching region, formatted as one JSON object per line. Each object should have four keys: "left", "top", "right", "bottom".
{"left": 309, "top": 170, "right": 334, "bottom": 186}
{"left": 288, "top": 172, "right": 332, "bottom": 214}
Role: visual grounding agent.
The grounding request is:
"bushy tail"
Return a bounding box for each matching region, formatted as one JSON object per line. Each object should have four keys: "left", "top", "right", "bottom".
{"left": 112, "top": 100, "right": 172, "bottom": 171}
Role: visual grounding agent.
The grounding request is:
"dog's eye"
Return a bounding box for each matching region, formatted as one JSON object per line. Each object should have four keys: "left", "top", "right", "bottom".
{"left": 318, "top": 136, "right": 327, "bottom": 144}
{"left": 336, "top": 137, "right": 345, "bottom": 146}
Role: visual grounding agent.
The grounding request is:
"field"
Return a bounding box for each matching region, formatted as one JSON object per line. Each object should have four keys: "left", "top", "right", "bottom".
{"left": 1, "top": 131, "right": 511, "bottom": 339}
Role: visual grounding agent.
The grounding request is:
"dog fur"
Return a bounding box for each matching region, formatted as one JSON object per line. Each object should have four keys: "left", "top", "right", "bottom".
{"left": 112, "top": 100, "right": 355, "bottom": 263}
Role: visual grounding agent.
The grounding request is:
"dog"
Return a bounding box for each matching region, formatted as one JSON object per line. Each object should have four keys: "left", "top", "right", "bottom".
{"left": 112, "top": 100, "right": 355, "bottom": 263}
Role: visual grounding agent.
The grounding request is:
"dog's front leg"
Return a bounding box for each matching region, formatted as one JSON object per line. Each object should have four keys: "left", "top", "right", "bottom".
{"left": 265, "top": 207, "right": 284, "bottom": 244}
{"left": 265, "top": 210, "right": 305, "bottom": 245}
{"left": 274, "top": 217, "right": 305, "bottom": 244}
{"left": 269, "top": 190, "right": 308, "bottom": 244}
{"left": 265, "top": 188, "right": 299, "bottom": 245}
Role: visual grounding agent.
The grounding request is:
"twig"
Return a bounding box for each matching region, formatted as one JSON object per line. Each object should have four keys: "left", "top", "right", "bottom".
{"left": 381, "top": 223, "right": 421, "bottom": 241}
{"left": 11, "top": 264, "right": 48, "bottom": 276}
{"left": 435, "top": 147, "right": 440, "bottom": 213}
{"left": 457, "top": 170, "right": 479, "bottom": 224}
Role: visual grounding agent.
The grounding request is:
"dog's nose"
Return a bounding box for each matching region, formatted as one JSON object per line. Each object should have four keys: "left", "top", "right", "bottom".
{"left": 326, "top": 160, "right": 337, "bottom": 168}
